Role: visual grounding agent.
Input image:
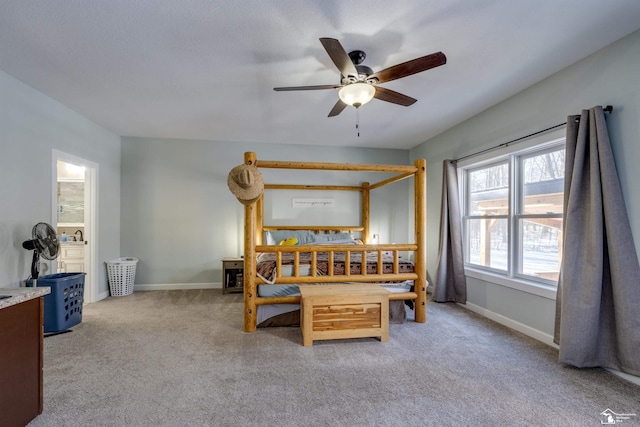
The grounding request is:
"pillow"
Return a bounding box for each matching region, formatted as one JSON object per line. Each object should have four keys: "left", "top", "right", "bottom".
{"left": 312, "top": 238, "right": 359, "bottom": 245}
{"left": 312, "top": 232, "right": 353, "bottom": 243}
{"left": 264, "top": 231, "right": 276, "bottom": 245}
{"left": 278, "top": 237, "right": 298, "bottom": 246}
{"left": 264, "top": 230, "right": 316, "bottom": 245}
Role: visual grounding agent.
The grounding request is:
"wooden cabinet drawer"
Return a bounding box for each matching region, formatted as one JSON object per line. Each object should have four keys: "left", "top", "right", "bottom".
{"left": 58, "top": 245, "right": 85, "bottom": 273}
{"left": 62, "top": 247, "right": 84, "bottom": 259}
{"left": 223, "top": 260, "right": 243, "bottom": 269}
{"left": 312, "top": 302, "right": 382, "bottom": 331}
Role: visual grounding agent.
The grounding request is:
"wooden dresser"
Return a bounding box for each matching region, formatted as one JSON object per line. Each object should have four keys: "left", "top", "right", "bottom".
{"left": 0, "top": 287, "right": 50, "bottom": 427}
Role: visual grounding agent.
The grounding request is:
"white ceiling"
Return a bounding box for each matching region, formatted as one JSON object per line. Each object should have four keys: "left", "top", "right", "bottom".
{"left": 2, "top": 1, "right": 640, "bottom": 150}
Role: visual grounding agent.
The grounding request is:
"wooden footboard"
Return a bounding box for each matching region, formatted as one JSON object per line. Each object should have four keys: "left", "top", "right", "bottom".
{"left": 256, "top": 243, "right": 418, "bottom": 283}
{"left": 254, "top": 243, "right": 418, "bottom": 304}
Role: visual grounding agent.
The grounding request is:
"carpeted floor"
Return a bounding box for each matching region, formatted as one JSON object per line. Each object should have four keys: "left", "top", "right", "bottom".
{"left": 28, "top": 290, "right": 639, "bottom": 427}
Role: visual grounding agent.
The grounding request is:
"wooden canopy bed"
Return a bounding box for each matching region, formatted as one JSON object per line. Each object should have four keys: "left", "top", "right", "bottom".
{"left": 240, "top": 151, "right": 427, "bottom": 332}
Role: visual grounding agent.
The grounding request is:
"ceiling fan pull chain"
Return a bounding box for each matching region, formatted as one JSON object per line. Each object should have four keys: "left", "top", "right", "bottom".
{"left": 356, "top": 107, "right": 360, "bottom": 137}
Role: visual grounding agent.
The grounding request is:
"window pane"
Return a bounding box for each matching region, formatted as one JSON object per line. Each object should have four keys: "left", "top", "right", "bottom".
{"left": 522, "top": 150, "right": 564, "bottom": 215}
{"left": 466, "top": 218, "right": 508, "bottom": 271}
{"left": 520, "top": 218, "right": 562, "bottom": 281}
{"left": 469, "top": 163, "right": 509, "bottom": 216}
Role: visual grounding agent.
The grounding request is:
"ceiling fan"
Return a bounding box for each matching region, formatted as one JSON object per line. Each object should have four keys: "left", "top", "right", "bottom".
{"left": 274, "top": 37, "right": 446, "bottom": 117}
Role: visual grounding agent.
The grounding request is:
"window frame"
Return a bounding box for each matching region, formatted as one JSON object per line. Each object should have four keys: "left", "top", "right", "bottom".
{"left": 513, "top": 145, "right": 565, "bottom": 283}
{"left": 457, "top": 128, "right": 566, "bottom": 300}
{"left": 463, "top": 159, "right": 511, "bottom": 275}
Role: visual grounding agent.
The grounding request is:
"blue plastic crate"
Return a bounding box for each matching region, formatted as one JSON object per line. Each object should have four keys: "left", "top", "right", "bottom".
{"left": 27, "top": 273, "right": 86, "bottom": 333}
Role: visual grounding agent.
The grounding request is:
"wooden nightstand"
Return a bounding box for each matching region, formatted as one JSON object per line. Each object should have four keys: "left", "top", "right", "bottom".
{"left": 222, "top": 258, "right": 244, "bottom": 294}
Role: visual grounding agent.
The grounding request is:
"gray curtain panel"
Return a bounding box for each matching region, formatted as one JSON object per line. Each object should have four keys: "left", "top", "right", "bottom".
{"left": 554, "top": 106, "right": 640, "bottom": 376}
{"left": 434, "top": 160, "right": 467, "bottom": 303}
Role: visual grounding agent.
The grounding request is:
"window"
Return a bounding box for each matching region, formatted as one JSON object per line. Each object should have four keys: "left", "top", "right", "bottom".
{"left": 461, "top": 139, "right": 565, "bottom": 287}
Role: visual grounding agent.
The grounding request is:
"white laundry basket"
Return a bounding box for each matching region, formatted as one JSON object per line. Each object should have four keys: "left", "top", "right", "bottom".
{"left": 106, "top": 257, "right": 138, "bottom": 296}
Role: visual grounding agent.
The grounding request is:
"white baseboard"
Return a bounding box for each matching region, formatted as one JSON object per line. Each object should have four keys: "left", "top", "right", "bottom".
{"left": 459, "top": 303, "right": 640, "bottom": 385}
{"left": 460, "top": 302, "right": 558, "bottom": 349}
{"left": 96, "top": 291, "right": 109, "bottom": 302}
{"left": 605, "top": 369, "right": 640, "bottom": 386}
{"left": 133, "top": 282, "right": 222, "bottom": 291}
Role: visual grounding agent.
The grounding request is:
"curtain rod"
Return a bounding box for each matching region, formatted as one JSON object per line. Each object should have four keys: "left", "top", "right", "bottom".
{"left": 453, "top": 105, "right": 613, "bottom": 163}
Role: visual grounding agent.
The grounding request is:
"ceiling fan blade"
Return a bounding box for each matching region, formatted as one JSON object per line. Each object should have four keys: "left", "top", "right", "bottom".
{"left": 328, "top": 99, "right": 347, "bottom": 117}
{"left": 373, "top": 86, "right": 417, "bottom": 106}
{"left": 274, "top": 84, "right": 341, "bottom": 91}
{"left": 369, "top": 52, "right": 446, "bottom": 84}
{"left": 319, "top": 38, "right": 358, "bottom": 78}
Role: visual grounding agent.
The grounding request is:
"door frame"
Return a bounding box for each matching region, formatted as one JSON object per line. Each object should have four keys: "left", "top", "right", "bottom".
{"left": 51, "top": 150, "right": 99, "bottom": 303}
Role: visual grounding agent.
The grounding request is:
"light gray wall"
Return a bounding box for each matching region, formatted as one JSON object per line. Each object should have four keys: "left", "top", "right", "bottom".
{"left": 0, "top": 69, "right": 121, "bottom": 295}
{"left": 411, "top": 29, "right": 640, "bottom": 341}
{"left": 120, "top": 138, "right": 410, "bottom": 286}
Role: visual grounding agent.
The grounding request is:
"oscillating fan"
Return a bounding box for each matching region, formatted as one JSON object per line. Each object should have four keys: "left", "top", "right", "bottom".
{"left": 22, "top": 222, "right": 60, "bottom": 279}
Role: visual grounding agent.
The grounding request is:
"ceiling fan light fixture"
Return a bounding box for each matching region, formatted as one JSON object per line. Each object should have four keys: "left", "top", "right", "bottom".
{"left": 338, "top": 82, "right": 375, "bottom": 107}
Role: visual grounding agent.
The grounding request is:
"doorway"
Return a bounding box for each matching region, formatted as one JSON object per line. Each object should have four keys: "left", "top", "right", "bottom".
{"left": 51, "top": 150, "right": 98, "bottom": 303}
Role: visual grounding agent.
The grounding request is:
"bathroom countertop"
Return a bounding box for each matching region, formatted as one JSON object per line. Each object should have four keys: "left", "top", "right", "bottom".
{"left": 0, "top": 287, "right": 51, "bottom": 310}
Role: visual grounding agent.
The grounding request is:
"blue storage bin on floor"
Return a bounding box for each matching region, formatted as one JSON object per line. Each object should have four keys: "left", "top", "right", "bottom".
{"left": 27, "top": 273, "right": 86, "bottom": 333}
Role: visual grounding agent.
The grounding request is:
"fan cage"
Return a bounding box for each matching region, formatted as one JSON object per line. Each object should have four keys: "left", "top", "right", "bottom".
{"left": 33, "top": 222, "right": 60, "bottom": 259}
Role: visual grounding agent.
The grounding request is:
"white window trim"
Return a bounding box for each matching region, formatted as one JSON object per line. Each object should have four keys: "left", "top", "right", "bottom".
{"left": 458, "top": 126, "right": 566, "bottom": 299}
{"left": 464, "top": 267, "right": 558, "bottom": 300}
{"left": 456, "top": 127, "right": 566, "bottom": 169}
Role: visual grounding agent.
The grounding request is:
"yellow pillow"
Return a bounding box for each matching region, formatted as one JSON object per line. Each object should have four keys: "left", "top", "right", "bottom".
{"left": 278, "top": 237, "right": 298, "bottom": 246}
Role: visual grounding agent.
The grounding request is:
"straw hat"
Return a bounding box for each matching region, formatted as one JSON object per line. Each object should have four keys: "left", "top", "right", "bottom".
{"left": 227, "top": 164, "right": 264, "bottom": 205}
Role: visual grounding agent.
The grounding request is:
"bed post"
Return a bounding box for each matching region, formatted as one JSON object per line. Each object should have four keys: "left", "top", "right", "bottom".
{"left": 256, "top": 194, "right": 264, "bottom": 245}
{"left": 362, "top": 182, "right": 370, "bottom": 243}
{"left": 414, "top": 158, "right": 428, "bottom": 323}
{"left": 244, "top": 152, "right": 258, "bottom": 332}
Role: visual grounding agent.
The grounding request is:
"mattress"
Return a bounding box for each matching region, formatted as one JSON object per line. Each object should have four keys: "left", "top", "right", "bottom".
{"left": 256, "top": 281, "right": 414, "bottom": 327}
{"left": 257, "top": 281, "right": 413, "bottom": 298}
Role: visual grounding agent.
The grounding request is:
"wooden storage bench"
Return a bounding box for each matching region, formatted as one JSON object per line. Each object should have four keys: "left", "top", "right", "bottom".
{"left": 299, "top": 284, "right": 389, "bottom": 347}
